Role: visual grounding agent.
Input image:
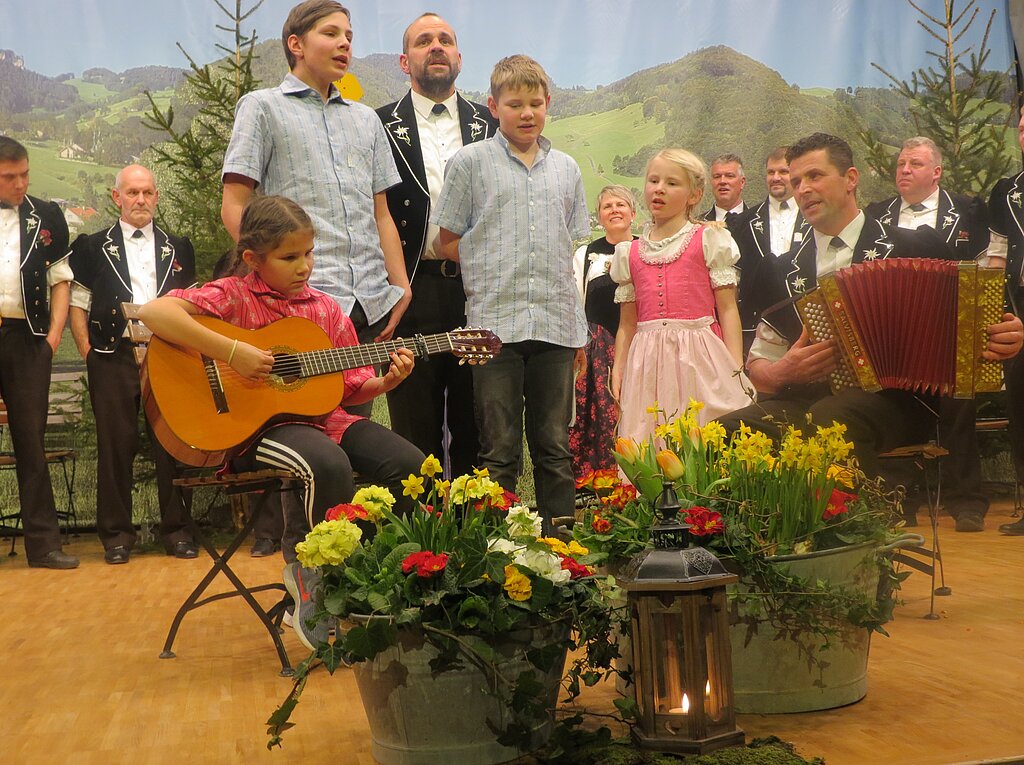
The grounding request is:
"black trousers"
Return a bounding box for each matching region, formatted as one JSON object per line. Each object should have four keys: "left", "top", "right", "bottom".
{"left": 87, "top": 345, "right": 192, "bottom": 550}
{"left": 0, "top": 320, "right": 60, "bottom": 559}
{"left": 385, "top": 268, "right": 479, "bottom": 478}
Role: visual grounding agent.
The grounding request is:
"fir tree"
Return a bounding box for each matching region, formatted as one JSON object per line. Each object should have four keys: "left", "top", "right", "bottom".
{"left": 142, "top": 0, "right": 264, "bottom": 277}
{"left": 856, "top": 0, "right": 1014, "bottom": 196}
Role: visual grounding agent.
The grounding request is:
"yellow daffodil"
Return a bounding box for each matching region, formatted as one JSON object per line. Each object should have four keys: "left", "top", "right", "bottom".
{"left": 420, "top": 454, "right": 442, "bottom": 477}
{"left": 401, "top": 473, "right": 425, "bottom": 500}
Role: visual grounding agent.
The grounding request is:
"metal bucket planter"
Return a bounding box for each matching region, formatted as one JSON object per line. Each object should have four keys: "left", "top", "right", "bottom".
{"left": 350, "top": 618, "right": 569, "bottom": 765}
{"left": 728, "top": 534, "right": 921, "bottom": 714}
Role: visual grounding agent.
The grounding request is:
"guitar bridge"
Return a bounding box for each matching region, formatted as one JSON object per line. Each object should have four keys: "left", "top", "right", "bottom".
{"left": 202, "top": 355, "right": 230, "bottom": 414}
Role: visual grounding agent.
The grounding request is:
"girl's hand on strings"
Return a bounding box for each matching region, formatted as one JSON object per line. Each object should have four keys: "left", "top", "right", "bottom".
{"left": 229, "top": 342, "right": 275, "bottom": 380}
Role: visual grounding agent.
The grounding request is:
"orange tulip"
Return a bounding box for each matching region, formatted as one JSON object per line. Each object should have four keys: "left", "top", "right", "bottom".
{"left": 614, "top": 437, "right": 641, "bottom": 463}
{"left": 656, "top": 450, "right": 685, "bottom": 480}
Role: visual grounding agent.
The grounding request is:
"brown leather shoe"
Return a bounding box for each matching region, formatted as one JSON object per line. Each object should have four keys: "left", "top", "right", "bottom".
{"left": 28, "top": 550, "right": 80, "bottom": 569}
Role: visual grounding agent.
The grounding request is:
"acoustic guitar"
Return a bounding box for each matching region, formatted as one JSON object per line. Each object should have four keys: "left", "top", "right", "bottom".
{"left": 142, "top": 315, "right": 500, "bottom": 467}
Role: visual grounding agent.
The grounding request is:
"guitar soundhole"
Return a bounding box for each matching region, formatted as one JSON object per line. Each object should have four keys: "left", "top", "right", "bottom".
{"left": 267, "top": 346, "right": 306, "bottom": 391}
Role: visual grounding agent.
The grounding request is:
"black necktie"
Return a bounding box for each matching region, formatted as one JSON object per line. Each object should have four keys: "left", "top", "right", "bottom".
{"left": 829, "top": 236, "right": 845, "bottom": 252}
{"left": 431, "top": 103, "right": 447, "bottom": 116}
{"left": 908, "top": 203, "right": 926, "bottom": 212}
{"left": 131, "top": 229, "right": 144, "bottom": 239}
{"left": 779, "top": 200, "right": 790, "bottom": 211}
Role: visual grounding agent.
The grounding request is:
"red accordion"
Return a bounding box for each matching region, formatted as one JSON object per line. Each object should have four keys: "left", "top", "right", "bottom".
{"left": 795, "top": 259, "right": 1003, "bottom": 398}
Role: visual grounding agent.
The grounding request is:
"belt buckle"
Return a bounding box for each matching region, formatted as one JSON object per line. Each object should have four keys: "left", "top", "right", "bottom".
{"left": 440, "top": 260, "right": 460, "bottom": 278}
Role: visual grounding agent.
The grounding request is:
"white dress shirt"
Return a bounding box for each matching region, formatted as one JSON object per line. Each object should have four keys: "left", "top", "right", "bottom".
{"left": 411, "top": 90, "right": 463, "bottom": 260}
{"left": 897, "top": 188, "right": 939, "bottom": 230}
{"left": 0, "top": 207, "right": 24, "bottom": 317}
{"left": 768, "top": 197, "right": 798, "bottom": 255}
{"left": 122, "top": 220, "right": 158, "bottom": 304}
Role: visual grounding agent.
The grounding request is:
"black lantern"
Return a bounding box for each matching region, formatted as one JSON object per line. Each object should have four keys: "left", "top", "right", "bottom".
{"left": 618, "top": 485, "right": 744, "bottom": 754}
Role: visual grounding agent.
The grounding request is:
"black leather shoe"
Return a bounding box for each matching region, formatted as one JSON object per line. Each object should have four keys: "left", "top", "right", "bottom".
{"left": 168, "top": 540, "right": 199, "bottom": 559}
{"left": 104, "top": 545, "right": 130, "bottom": 565}
{"left": 249, "top": 537, "right": 280, "bottom": 557}
{"left": 27, "top": 550, "right": 80, "bottom": 569}
{"left": 954, "top": 511, "right": 985, "bottom": 532}
{"left": 998, "top": 517, "right": 1024, "bottom": 535}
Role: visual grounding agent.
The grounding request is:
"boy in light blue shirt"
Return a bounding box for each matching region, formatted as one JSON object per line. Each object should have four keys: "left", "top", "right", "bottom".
{"left": 433, "top": 54, "right": 589, "bottom": 527}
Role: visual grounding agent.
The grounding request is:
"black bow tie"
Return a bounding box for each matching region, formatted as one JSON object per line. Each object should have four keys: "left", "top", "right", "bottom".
{"left": 131, "top": 229, "right": 144, "bottom": 239}
{"left": 0, "top": 202, "right": 15, "bottom": 210}
{"left": 907, "top": 203, "right": 926, "bottom": 212}
{"left": 431, "top": 103, "right": 447, "bottom": 116}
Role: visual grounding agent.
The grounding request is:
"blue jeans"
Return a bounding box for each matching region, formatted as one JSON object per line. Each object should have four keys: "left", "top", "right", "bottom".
{"left": 472, "top": 341, "right": 576, "bottom": 525}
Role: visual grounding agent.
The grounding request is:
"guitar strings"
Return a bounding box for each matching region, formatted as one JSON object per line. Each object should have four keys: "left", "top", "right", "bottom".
{"left": 200, "top": 331, "right": 488, "bottom": 387}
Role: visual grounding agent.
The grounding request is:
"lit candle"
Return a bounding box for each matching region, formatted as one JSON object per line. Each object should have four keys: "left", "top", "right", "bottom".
{"left": 669, "top": 693, "right": 690, "bottom": 714}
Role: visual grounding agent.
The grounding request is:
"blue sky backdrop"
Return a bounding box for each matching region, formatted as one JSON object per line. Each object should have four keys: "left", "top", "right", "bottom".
{"left": 1, "top": 0, "right": 1013, "bottom": 92}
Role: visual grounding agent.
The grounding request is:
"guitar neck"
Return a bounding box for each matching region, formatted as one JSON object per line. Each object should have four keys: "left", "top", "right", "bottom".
{"left": 274, "top": 333, "right": 454, "bottom": 379}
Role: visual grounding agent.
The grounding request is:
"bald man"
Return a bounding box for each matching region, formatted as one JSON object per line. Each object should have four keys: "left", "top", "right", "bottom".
{"left": 69, "top": 165, "right": 198, "bottom": 564}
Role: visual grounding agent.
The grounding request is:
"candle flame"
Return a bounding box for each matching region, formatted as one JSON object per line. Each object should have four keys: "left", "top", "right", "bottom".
{"left": 705, "top": 680, "right": 711, "bottom": 696}
{"left": 681, "top": 693, "right": 690, "bottom": 713}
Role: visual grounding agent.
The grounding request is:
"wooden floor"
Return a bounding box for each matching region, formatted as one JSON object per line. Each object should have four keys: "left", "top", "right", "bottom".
{"left": 1, "top": 501, "right": 1022, "bottom": 765}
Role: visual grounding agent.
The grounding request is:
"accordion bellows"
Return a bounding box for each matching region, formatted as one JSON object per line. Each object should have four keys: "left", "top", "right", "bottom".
{"left": 796, "top": 259, "right": 1003, "bottom": 398}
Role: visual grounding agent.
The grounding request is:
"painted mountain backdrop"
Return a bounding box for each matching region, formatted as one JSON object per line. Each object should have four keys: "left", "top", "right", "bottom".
{"left": 0, "top": 40, "right": 1014, "bottom": 246}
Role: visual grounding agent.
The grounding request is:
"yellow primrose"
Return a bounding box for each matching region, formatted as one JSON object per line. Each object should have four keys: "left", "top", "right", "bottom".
{"left": 503, "top": 564, "right": 532, "bottom": 601}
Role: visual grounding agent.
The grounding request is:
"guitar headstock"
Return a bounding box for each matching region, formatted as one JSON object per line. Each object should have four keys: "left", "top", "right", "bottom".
{"left": 451, "top": 328, "right": 501, "bottom": 365}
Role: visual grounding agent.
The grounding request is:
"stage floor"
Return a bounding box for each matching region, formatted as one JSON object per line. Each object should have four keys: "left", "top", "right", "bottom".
{"left": 2, "top": 500, "right": 1022, "bottom": 765}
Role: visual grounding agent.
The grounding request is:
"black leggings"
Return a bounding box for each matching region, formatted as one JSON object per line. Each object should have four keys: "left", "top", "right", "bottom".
{"left": 233, "top": 419, "right": 424, "bottom": 562}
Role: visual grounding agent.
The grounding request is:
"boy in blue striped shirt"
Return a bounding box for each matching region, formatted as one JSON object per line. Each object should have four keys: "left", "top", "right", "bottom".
{"left": 433, "top": 54, "right": 589, "bottom": 528}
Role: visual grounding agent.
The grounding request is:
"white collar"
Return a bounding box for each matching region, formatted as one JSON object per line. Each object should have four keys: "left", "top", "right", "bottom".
{"left": 119, "top": 219, "right": 154, "bottom": 242}
{"left": 715, "top": 202, "right": 744, "bottom": 218}
{"left": 900, "top": 187, "right": 940, "bottom": 213}
{"left": 814, "top": 211, "right": 866, "bottom": 254}
{"left": 411, "top": 89, "right": 459, "bottom": 121}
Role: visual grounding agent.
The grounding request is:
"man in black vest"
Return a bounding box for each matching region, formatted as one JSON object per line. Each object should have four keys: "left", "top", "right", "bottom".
{"left": 702, "top": 153, "right": 747, "bottom": 221}
{"left": 377, "top": 12, "right": 497, "bottom": 477}
{"left": 69, "top": 165, "right": 198, "bottom": 564}
{"left": 0, "top": 136, "right": 77, "bottom": 569}
{"left": 864, "top": 136, "right": 991, "bottom": 530}
{"left": 719, "top": 133, "right": 1023, "bottom": 482}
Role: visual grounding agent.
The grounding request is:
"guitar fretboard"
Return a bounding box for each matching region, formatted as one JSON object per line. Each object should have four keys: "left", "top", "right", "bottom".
{"left": 271, "top": 333, "right": 456, "bottom": 379}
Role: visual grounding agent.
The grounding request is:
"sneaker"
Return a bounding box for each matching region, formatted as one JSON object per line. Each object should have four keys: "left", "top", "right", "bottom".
{"left": 282, "top": 562, "right": 329, "bottom": 650}
{"left": 998, "top": 517, "right": 1024, "bottom": 536}
{"left": 954, "top": 511, "right": 985, "bottom": 532}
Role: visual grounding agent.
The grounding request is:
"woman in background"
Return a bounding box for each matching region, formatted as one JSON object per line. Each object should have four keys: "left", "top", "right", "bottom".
{"left": 570, "top": 185, "right": 637, "bottom": 483}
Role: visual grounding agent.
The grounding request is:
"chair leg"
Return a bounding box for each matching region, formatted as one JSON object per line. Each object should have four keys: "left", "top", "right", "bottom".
{"left": 921, "top": 457, "right": 950, "bottom": 624}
